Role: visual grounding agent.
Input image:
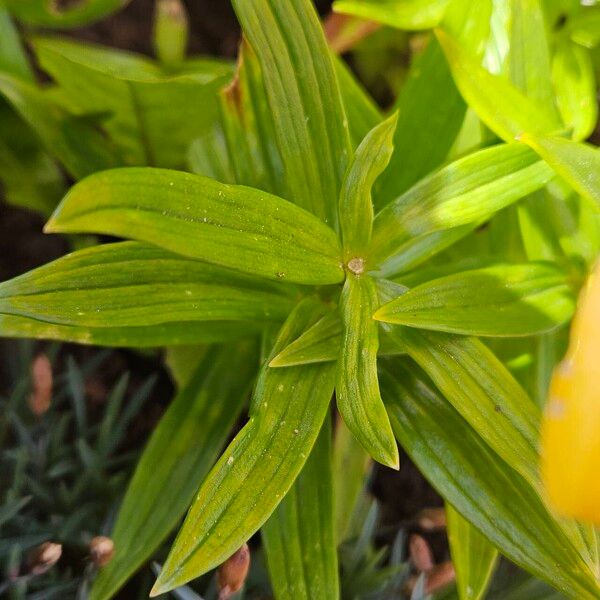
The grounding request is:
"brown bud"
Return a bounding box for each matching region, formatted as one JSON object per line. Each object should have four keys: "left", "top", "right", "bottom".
{"left": 416, "top": 507, "right": 447, "bottom": 531}
{"left": 28, "top": 354, "right": 53, "bottom": 416}
{"left": 89, "top": 536, "right": 115, "bottom": 568}
{"left": 26, "top": 542, "right": 62, "bottom": 575}
{"left": 409, "top": 534, "right": 434, "bottom": 572}
{"left": 425, "top": 561, "right": 455, "bottom": 595}
{"left": 217, "top": 544, "right": 250, "bottom": 600}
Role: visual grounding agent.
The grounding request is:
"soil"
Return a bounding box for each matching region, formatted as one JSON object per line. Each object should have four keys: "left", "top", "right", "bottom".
{"left": 0, "top": 0, "right": 447, "bottom": 594}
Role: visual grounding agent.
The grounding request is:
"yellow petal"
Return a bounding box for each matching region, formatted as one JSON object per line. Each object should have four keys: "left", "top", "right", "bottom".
{"left": 542, "top": 261, "right": 600, "bottom": 523}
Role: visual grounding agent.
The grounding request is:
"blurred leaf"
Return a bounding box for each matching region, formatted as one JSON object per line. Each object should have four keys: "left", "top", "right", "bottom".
{"left": 552, "top": 39, "right": 597, "bottom": 142}
{"left": 333, "top": 0, "right": 450, "bottom": 30}
{"left": 0, "top": 73, "right": 119, "bottom": 179}
{"left": 447, "top": 504, "right": 498, "bottom": 600}
{"left": 519, "top": 134, "right": 600, "bottom": 208}
{"left": 90, "top": 343, "right": 256, "bottom": 600}
{"left": 0, "top": 241, "right": 293, "bottom": 330}
{"left": 46, "top": 168, "right": 344, "bottom": 285}
{"left": 375, "top": 263, "right": 575, "bottom": 336}
{"left": 263, "top": 415, "right": 339, "bottom": 599}
{"left": 32, "top": 37, "right": 231, "bottom": 169}
{"left": 152, "top": 298, "right": 336, "bottom": 594}
{"left": 568, "top": 6, "right": 600, "bottom": 48}
{"left": 153, "top": 0, "right": 189, "bottom": 68}
{"left": 333, "top": 420, "right": 371, "bottom": 544}
{"left": 232, "top": 0, "right": 352, "bottom": 229}
{"left": 5, "top": 0, "right": 132, "bottom": 28}
{"left": 336, "top": 275, "right": 398, "bottom": 469}
{"left": 371, "top": 143, "right": 554, "bottom": 269}
{"left": 340, "top": 113, "right": 397, "bottom": 257}
{"left": 437, "top": 29, "right": 560, "bottom": 142}
{"left": 381, "top": 361, "right": 600, "bottom": 599}
{"left": 0, "top": 6, "right": 33, "bottom": 81}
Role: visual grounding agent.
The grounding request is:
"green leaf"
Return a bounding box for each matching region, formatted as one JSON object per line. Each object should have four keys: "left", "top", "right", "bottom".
{"left": 447, "top": 504, "right": 498, "bottom": 600}
{"left": 231, "top": 0, "right": 353, "bottom": 229}
{"left": 508, "top": 0, "right": 557, "bottom": 116}
{"left": 45, "top": 168, "right": 344, "bottom": 285}
{"left": 568, "top": 6, "right": 600, "bottom": 48}
{"left": 395, "top": 327, "right": 540, "bottom": 487}
{"left": 333, "top": 420, "right": 371, "bottom": 544}
{"left": 381, "top": 361, "right": 599, "bottom": 599}
{"left": 153, "top": 0, "right": 189, "bottom": 68}
{"left": 0, "top": 241, "right": 293, "bottom": 327}
{"left": 437, "top": 29, "right": 560, "bottom": 142}
{"left": 32, "top": 37, "right": 231, "bottom": 169}
{"left": 5, "top": 0, "right": 132, "bottom": 28}
{"left": 0, "top": 73, "right": 119, "bottom": 179}
{"left": 151, "top": 298, "right": 336, "bottom": 594}
{"left": 336, "top": 275, "right": 398, "bottom": 469}
{"left": 333, "top": 0, "right": 450, "bottom": 30}
{"left": 0, "top": 6, "right": 33, "bottom": 81}
{"left": 262, "top": 415, "right": 339, "bottom": 600}
{"left": 552, "top": 40, "right": 597, "bottom": 142}
{"left": 339, "top": 113, "right": 397, "bottom": 257}
{"left": 90, "top": 343, "right": 256, "bottom": 600}
{"left": 375, "top": 37, "right": 466, "bottom": 206}
{"left": 519, "top": 133, "right": 600, "bottom": 208}
{"left": 370, "top": 143, "right": 554, "bottom": 268}
{"left": 374, "top": 263, "right": 576, "bottom": 337}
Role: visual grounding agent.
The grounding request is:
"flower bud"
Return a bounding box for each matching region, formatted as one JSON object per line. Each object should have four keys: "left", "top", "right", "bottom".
{"left": 28, "top": 354, "right": 53, "bottom": 416}
{"left": 90, "top": 536, "right": 115, "bottom": 568}
{"left": 26, "top": 542, "right": 62, "bottom": 575}
{"left": 542, "top": 261, "right": 600, "bottom": 523}
{"left": 217, "top": 543, "right": 250, "bottom": 600}
{"left": 409, "top": 534, "right": 434, "bottom": 572}
{"left": 416, "top": 507, "right": 447, "bottom": 530}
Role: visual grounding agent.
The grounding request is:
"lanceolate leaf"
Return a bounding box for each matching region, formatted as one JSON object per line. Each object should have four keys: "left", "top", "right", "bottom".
{"left": 519, "top": 134, "right": 600, "bottom": 208}
{"left": 339, "top": 113, "right": 397, "bottom": 257}
{"left": 374, "top": 263, "right": 575, "bottom": 337}
{"left": 333, "top": 0, "right": 450, "bottom": 30}
{"left": 231, "top": 0, "right": 353, "bottom": 229}
{"left": 552, "top": 40, "right": 597, "bottom": 142}
{"left": 381, "top": 361, "right": 599, "bottom": 599}
{"left": 151, "top": 298, "right": 336, "bottom": 594}
{"left": 395, "top": 327, "right": 540, "bottom": 487}
{"left": 262, "top": 416, "right": 339, "bottom": 600}
{"left": 32, "top": 37, "right": 231, "bottom": 169}
{"left": 0, "top": 242, "right": 294, "bottom": 328}
{"left": 336, "top": 275, "right": 399, "bottom": 469}
{"left": 370, "top": 143, "right": 554, "bottom": 266}
{"left": 90, "top": 343, "right": 257, "bottom": 600}
{"left": 437, "top": 29, "right": 560, "bottom": 142}
{"left": 45, "top": 168, "right": 344, "bottom": 285}
{"left": 446, "top": 504, "right": 498, "bottom": 600}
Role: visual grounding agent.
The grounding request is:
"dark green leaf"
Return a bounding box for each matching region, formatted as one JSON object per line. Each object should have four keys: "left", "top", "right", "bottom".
{"left": 90, "top": 343, "right": 256, "bottom": 600}
{"left": 263, "top": 415, "right": 339, "bottom": 600}
{"left": 0, "top": 6, "right": 33, "bottom": 81}
{"left": 151, "top": 298, "right": 336, "bottom": 594}
{"left": 46, "top": 168, "right": 344, "bottom": 285}
{"left": 336, "top": 275, "right": 398, "bottom": 469}
{"left": 375, "top": 263, "right": 575, "bottom": 336}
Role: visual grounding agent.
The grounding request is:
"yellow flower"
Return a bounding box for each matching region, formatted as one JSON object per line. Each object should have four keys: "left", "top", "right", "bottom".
{"left": 542, "top": 261, "right": 600, "bottom": 523}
